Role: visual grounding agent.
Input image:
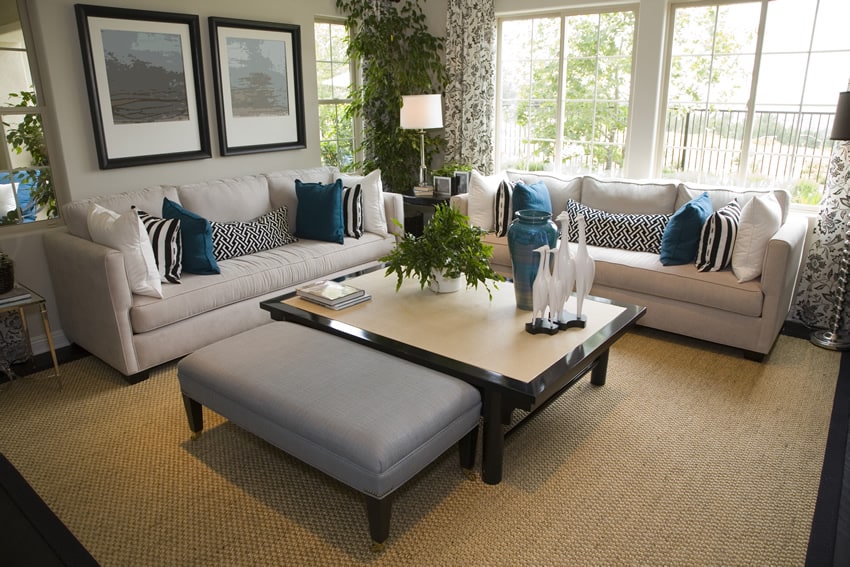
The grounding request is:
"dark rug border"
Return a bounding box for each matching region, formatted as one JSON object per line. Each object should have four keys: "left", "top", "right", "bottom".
{"left": 806, "top": 350, "right": 850, "bottom": 566}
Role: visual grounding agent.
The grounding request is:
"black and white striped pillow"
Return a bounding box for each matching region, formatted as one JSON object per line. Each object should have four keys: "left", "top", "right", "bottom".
{"left": 136, "top": 209, "right": 182, "bottom": 284}
{"left": 493, "top": 179, "right": 513, "bottom": 237}
{"left": 343, "top": 184, "right": 363, "bottom": 238}
{"left": 695, "top": 200, "right": 742, "bottom": 272}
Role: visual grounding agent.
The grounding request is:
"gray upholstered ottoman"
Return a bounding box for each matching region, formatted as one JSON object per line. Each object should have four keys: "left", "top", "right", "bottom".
{"left": 176, "top": 322, "right": 482, "bottom": 548}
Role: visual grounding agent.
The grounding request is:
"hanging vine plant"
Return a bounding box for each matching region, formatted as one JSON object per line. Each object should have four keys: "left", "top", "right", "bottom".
{"left": 336, "top": 0, "right": 447, "bottom": 193}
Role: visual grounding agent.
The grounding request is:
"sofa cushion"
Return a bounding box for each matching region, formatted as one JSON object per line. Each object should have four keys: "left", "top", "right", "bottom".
{"left": 468, "top": 170, "right": 506, "bottom": 230}
{"left": 137, "top": 209, "right": 182, "bottom": 284}
{"left": 732, "top": 193, "right": 782, "bottom": 283}
{"left": 676, "top": 183, "right": 790, "bottom": 225}
{"left": 162, "top": 198, "right": 220, "bottom": 275}
{"left": 177, "top": 175, "right": 271, "bottom": 222}
{"left": 295, "top": 179, "right": 344, "bottom": 244}
{"left": 265, "top": 166, "right": 339, "bottom": 233}
{"left": 512, "top": 181, "right": 552, "bottom": 214}
{"left": 695, "top": 200, "right": 741, "bottom": 272}
{"left": 493, "top": 179, "right": 513, "bottom": 237}
{"left": 128, "top": 234, "right": 395, "bottom": 334}
{"left": 588, "top": 245, "right": 765, "bottom": 317}
{"left": 338, "top": 169, "right": 387, "bottom": 235}
{"left": 660, "top": 192, "right": 713, "bottom": 266}
{"left": 342, "top": 184, "right": 364, "bottom": 238}
{"left": 582, "top": 177, "right": 679, "bottom": 215}
{"left": 62, "top": 185, "right": 180, "bottom": 241}
{"left": 210, "top": 206, "right": 296, "bottom": 261}
{"left": 87, "top": 203, "right": 163, "bottom": 298}
{"left": 505, "top": 170, "right": 582, "bottom": 214}
{"left": 565, "top": 199, "right": 670, "bottom": 254}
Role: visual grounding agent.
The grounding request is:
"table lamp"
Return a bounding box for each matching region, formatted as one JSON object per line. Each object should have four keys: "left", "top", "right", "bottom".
{"left": 811, "top": 88, "right": 850, "bottom": 350}
{"left": 400, "top": 94, "right": 443, "bottom": 189}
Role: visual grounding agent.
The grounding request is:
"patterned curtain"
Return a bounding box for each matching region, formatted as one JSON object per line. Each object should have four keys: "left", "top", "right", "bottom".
{"left": 444, "top": 0, "right": 496, "bottom": 173}
{"left": 793, "top": 141, "right": 850, "bottom": 331}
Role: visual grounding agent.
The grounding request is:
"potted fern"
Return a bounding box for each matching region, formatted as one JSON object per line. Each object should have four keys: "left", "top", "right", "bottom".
{"left": 381, "top": 204, "right": 504, "bottom": 298}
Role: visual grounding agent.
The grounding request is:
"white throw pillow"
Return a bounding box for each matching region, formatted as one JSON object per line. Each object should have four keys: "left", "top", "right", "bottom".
{"left": 338, "top": 169, "right": 387, "bottom": 235}
{"left": 468, "top": 170, "right": 506, "bottom": 231}
{"left": 87, "top": 203, "right": 163, "bottom": 298}
{"left": 731, "top": 193, "right": 782, "bottom": 283}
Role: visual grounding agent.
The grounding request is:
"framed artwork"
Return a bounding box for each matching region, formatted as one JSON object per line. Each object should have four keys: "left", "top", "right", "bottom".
{"left": 209, "top": 18, "right": 306, "bottom": 156}
{"left": 453, "top": 171, "right": 470, "bottom": 195}
{"left": 75, "top": 5, "right": 211, "bottom": 169}
{"left": 433, "top": 176, "right": 452, "bottom": 195}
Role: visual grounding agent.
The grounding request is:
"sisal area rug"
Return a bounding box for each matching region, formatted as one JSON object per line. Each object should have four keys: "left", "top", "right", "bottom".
{"left": 0, "top": 328, "right": 840, "bottom": 566}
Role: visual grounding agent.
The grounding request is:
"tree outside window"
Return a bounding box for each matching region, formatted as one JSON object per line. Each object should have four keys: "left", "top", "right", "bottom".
{"left": 314, "top": 20, "right": 356, "bottom": 171}
{"left": 497, "top": 9, "right": 636, "bottom": 176}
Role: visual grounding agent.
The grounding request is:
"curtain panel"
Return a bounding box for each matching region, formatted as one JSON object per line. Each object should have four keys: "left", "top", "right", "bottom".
{"left": 444, "top": 0, "right": 496, "bottom": 173}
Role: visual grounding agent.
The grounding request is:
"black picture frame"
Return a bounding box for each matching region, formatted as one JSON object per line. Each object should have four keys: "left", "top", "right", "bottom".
{"left": 75, "top": 4, "right": 211, "bottom": 169}
{"left": 209, "top": 17, "right": 306, "bottom": 156}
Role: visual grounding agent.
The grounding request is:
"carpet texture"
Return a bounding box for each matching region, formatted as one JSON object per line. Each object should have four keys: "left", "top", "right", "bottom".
{"left": 0, "top": 328, "right": 840, "bottom": 566}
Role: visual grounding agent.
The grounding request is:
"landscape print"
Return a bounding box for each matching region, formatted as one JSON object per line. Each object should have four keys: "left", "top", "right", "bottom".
{"left": 101, "top": 30, "right": 189, "bottom": 124}
{"left": 225, "top": 37, "right": 289, "bottom": 118}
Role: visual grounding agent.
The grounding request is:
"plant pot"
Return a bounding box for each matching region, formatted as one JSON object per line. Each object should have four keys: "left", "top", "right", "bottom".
{"left": 429, "top": 270, "right": 462, "bottom": 293}
{"left": 507, "top": 209, "right": 559, "bottom": 310}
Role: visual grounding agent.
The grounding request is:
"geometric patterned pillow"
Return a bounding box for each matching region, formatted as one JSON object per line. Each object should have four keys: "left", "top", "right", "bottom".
{"left": 565, "top": 199, "right": 671, "bottom": 254}
{"left": 136, "top": 209, "right": 182, "bottom": 284}
{"left": 342, "top": 184, "right": 363, "bottom": 238}
{"left": 695, "top": 199, "right": 741, "bottom": 272}
{"left": 210, "top": 206, "right": 297, "bottom": 261}
{"left": 493, "top": 179, "right": 513, "bottom": 237}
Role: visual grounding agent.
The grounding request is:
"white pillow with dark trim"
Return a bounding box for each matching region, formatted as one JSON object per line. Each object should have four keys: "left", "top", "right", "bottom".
{"left": 493, "top": 179, "right": 513, "bottom": 237}
{"left": 565, "top": 199, "right": 670, "bottom": 254}
{"left": 342, "top": 184, "right": 363, "bottom": 238}
{"left": 210, "top": 206, "right": 296, "bottom": 261}
{"left": 136, "top": 209, "right": 182, "bottom": 284}
{"left": 695, "top": 200, "right": 741, "bottom": 272}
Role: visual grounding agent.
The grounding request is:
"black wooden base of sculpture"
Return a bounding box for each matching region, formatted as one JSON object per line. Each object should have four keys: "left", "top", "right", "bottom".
{"left": 557, "top": 312, "right": 587, "bottom": 330}
{"left": 525, "top": 318, "right": 560, "bottom": 335}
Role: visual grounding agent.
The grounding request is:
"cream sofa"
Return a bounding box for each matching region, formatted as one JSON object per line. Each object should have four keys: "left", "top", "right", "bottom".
{"left": 43, "top": 166, "right": 403, "bottom": 380}
{"left": 451, "top": 170, "right": 808, "bottom": 360}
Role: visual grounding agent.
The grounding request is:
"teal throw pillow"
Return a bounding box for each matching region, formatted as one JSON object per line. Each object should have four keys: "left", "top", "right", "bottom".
{"left": 295, "top": 179, "right": 345, "bottom": 244}
{"left": 512, "top": 181, "right": 552, "bottom": 215}
{"left": 660, "top": 191, "right": 713, "bottom": 265}
{"left": 161, "top": 197, "right": 220, "bottom": 274}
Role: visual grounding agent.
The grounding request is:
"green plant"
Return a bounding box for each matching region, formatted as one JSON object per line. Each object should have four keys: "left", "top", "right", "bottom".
{"left": 380, "top": 204, "right": 504, "bottom": 299}
{"left": 3, "top": 89, "right": 55, "bottom": 223}
{"left": 430, "top": 163, "right": 472, "bottom": 178}
{"left": 336, "top": 0, "right": 447, "bottom": 193}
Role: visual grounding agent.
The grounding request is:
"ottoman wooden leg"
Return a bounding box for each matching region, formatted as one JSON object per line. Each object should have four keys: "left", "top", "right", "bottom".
{"left": 366, "top": 494, "right": 392, "bottom": 550}
{"left": 182, "top": 393, "right": 204, "bottom": 437}
{"left": 458, "top": 425, "right": 478, "bottom": 474}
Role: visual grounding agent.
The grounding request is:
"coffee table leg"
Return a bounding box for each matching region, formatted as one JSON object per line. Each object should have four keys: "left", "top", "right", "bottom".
{"left": 481, "top": 389, "right": 503, "bottom": 485}
{"left": 590, "top": 350, "right": 609, "bottom": 386}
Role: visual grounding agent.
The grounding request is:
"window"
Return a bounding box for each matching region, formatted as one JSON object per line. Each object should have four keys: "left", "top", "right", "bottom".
{"left": 660, "top": 0, "right": 850, "bottom": 205}
{"left": 314, "top": 20, "right": 356, "bottom": 171}
{"left": 0, "top": 3, "right": 54, "bottom": 226}
{"left": 496, "top": 9, "right": 637, "bottom": 176}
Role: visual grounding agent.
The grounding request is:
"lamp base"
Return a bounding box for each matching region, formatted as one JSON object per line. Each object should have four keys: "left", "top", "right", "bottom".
{"left": 810, "top": 329, "right": 850, "bottom": 351}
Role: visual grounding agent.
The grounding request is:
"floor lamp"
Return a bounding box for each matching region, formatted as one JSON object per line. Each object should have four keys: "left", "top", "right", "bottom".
{"left": 811, "top": 89, "right": 850, "bottom": 350}
{"left": 400, "top": 94, "right": 443, "bottom": 189}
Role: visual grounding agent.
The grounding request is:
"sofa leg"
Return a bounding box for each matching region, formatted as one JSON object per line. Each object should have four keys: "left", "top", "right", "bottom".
{"left": 743, "top": 350, "right": 766, "bottom": 362}
{"left": 366, "top": 494, "right": 392, "bottom": 550}
{"left": 122, "top": 370, "right": 149, "bottom": 385}
{"left": 182, "top": 393, "right": 204, "bottom": 437}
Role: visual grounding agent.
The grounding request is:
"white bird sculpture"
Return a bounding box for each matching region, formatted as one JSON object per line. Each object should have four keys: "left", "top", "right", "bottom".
{"left": 574, "top": 214, "right": 596, "bottom": 319}
{"left": 552, "top": 211, "right": 576, "bottom": 323}
{"left": 531, "top": 244, "right": 552, "bottom": 325}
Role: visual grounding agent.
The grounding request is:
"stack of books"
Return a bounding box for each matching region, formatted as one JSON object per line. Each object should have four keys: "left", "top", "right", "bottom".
{"left": 412, "top": 186, "right": 434, "bottom": 197}
{"left": 295, "top": 280, "right": 371, "bottom": 310}
{"left": 0, "top": 285, "right": 31, "bottom": 307}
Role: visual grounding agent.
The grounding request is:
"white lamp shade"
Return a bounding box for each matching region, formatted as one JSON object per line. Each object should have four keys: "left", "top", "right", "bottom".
{"left": 400, "top": 94, "right": 443, "bottom": 130}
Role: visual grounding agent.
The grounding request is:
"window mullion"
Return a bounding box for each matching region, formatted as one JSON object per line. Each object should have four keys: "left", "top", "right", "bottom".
{"left": 555, "top": 16, "right": 567, "bottom": 167}
{"left": 737, "top": 0, "right": 769, "bottom": 184}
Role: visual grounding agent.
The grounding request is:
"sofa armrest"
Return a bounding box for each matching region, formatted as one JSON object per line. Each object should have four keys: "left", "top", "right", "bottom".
{"left": 450, "top": 194, "right": 469, "bottom": 216}
{"left": 383, "top": 192, "right": 405, "bottom": 236}
{"left": 757, "top": 213, "right": 807, "bottom": 347}
{"left": 43, "top": 229, "right": 140, "bottom": 375}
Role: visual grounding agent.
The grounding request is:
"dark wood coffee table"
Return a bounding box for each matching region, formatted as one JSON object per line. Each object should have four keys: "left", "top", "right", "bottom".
{"left": 261, "top": 267, "right": 645, "bottom": 484}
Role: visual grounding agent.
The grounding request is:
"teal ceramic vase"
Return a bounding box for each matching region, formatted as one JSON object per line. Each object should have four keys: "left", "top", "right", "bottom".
{"left": 507, "top": 209, "right": 559, "bottom": 310}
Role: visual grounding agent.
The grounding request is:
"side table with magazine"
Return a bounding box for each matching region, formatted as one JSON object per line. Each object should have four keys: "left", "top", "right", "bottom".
{"left": 0, "top": 284, "right": 60, "bottom": 383}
